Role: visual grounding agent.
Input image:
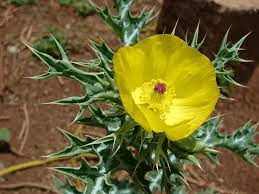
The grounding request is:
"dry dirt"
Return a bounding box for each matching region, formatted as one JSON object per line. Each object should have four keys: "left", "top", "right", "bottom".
{"left": 0, "top": 0, "right": 258, "bottom": 194}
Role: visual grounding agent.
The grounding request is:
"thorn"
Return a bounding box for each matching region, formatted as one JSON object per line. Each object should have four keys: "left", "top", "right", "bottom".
{"left": 171, "top": 18, "right": 179, "bottom": 35}
{"left": 185, "top": 29, "right": 189, "bottom": 44}
{"left": 206, "top": 114, "right": 223, "bottom": 122}
{"left": 182, "top": 177, "right": 191, "bottom": 190}
{"left": 162, "top": 27, "right": 166, "bottom": 34}
{"left": 205, "top": 148, "right": 220, "bottom": 153}
{"left": 40, "top": 101, "right": 54, "bottom": 105}
{"left": 219, "top": 94, "right": 236, "bottom": 101}
{"left": 23, "top": 76, "right": 38, "bottom": 79}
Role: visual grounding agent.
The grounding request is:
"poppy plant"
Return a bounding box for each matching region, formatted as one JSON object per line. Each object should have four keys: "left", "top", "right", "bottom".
{"left": 113, "top": 34, "right": 219, "bottom": 141}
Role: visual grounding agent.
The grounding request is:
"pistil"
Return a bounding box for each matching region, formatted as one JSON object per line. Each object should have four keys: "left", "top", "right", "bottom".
{"left": 154, "top": 82, "right": 166, "bottom": 94}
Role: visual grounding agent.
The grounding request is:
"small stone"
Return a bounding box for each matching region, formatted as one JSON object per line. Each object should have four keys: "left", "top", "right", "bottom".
{"left": 7, "top": 45, "right": 18, "bottom": 54}
{"left": 65, "top": 24, "right": 71, "bottom": 29}
{"left": 45, "top": 149, "right": 54, "bottom": 155}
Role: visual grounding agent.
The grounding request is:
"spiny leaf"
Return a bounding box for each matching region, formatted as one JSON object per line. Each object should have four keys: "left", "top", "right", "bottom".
{"left": 115, "top": 116, "right": 137, "bottom": 145}
{"left": 26, "top": 43, "right": 104, "bottom": 85}
{"left": 91, "top": 0, "right": 154, "bottom": 45}
{"left": 145, "top": 169, "right": 186, "bottom": 194}
{"left": 186, "top": 155, "right": 202, "bottom": 169}
{"left": 94, "top": 42, "right": 114, "bottom": 64}
{"left": 47, "top": 129, "right": 96, "bottom": 158}
{"left": 194, "top": 117, "right": 223, "bottom": 146}
{"left": 29, "top": 71, "right": 62, "bottom": 79}
{"left": 195, "top": 117, "right": 259, "bottom": 165}
{"left": 33, "top": 28, "right": 67, "bottom": 58}
{"left": 212, "top": 30, "right": 251, "bottom": 94}
{"left": 221, "top": 122, "right": 259, "bottom": 166}
{"left": 50, "top": 94, "right": 88, "bottom": 105}
{"left": 77, "top": 105, "right": 122, "bottom": 133}
{"left": 113, "top": 142, "right": 152, "bottom": 194}
{"left": 145, "top": 170, "right": 163, "bottom": 193}
{"left": 85, "top": 82, "right": 106, "bottom": 97}
{"left": 54, "top": 138, "right": 151, "bottom": 193}
{"left": 85, "top": 133, "right": 116, "bottom": 147}
{"left": 154, "top": 135, "right": 169, "bottom": 169}
{"left": 81, "top": 91, "right": 120, "bottom": 106}
{"left": 51, "top": 90, "right": 120, "bottom": 122}
{"left": 189, "top": 21, "right": 206, "bottom": 49}
{"left": 110, "top": 179, "right": 142, "bottom": 194}
{"left": 54, "top": 176, "right": 83, "bottom": 194}
{"left": 55, "top": 159, "right": 112, "bottom": 194}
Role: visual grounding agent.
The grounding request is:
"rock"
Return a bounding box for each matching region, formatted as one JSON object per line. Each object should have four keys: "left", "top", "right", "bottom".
{"left": 157, "top": 0, "right": 259, "bottom": 84}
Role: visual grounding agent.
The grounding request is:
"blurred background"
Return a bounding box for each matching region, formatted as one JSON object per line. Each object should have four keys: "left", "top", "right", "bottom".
{"left": 0, "top": 0, "right": 258, "bottom": 193}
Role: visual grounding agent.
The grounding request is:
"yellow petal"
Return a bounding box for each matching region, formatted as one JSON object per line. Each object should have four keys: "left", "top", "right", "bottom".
{"left": 165, "top": 45, "right": 217, "bottom": 99}
{"left": 120, "top": 90, "right": 151, "bottom": 131}
{"left": 137, "top": 104, "right": 167, "bottom": 133}
{"left": 134, "top": 34, "right": 187, "bottom": 79}
{"left": 114, "top": 46, "right": 152, "bottom": 132}
{"left": 113, "top": 46, "right": 147, "bottom": 92}
{"left": 164, "top": 98, "right": 217, "bottom": 141}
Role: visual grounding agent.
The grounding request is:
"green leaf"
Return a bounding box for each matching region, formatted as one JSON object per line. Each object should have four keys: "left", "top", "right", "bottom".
{"left": 145, "top": 170, "right": 162, "bottom": 193}
{"left": 221, "top": 122, "right": 259, "bottom": 165}
{"left": 54, "top": 176, "right": 83, "bottom": 194}
{"left": 195, "top": 117, "right": 259, "bottom": 165}
{"left": 94, "top": 42, "right": 114, "bottom": 64}
{"left": 194, "top": 117, "right": 224, "bottom": 147}
{"left": 50, "top": 94, "right": 89, "bottom": 105}
{"left": 54, "top": 138, "right": 151, "bottom": 193}
{"left": 188, "top": 21, "right": 206, "bottom": 49}
{"left": 33, "top": 27, "right": 67, "bottom": 58}
{"left": 0, "top": 128, "right": 10, "bottom": 143}
{"left": 77, "top": 105, "right": 122, "bottom": 133}
{"left": 50, "top": 89, "right": 120, "bottom": 122}
{"left": 27, "top": 32, "right": 121, "bottom": 131}
{"left": 85, "top": 133, "right": 116, "bottom": 147}
{"left": 47, "top": 129, "right": 96, "bottom": 158}
{"left": 110, "top": 179, "right": 143, "bottom": 194}
{"left": 186, "top": 155, "right": 202, "bottom": 169}
{"left": 112, "top": 142, "right": 152, "bottom": 194}
{"left": 91, "top": 0, "right": 154, "bottom": 45}
{"left": 26, "top": 42, "right": 103, "bottom": 85}
{"left": 212, "top": 30, "right": 251, "bottom": 94}
{"left": 55, "top": 159, "right": 112, "bottom": 194}
{"left": 145, "top": 169, "right": 187, "bottom": 194}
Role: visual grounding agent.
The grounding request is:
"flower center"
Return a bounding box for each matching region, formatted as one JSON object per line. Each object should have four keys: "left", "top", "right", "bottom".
{"left": 132, "top": 79, "right": 176, "bottom": 114}
{"left": 154, "top": 82, "right": 166, "bottom": 94}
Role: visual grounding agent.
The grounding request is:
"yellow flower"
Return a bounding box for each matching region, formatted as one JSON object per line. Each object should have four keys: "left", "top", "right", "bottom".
{"left": 113, "top": 34, "right": 219, "bottom": 141}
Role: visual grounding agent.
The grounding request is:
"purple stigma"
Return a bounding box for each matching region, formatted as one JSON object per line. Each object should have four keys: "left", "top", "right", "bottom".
{"left": 154, "top": 82, "right": 166, "bottom": 94}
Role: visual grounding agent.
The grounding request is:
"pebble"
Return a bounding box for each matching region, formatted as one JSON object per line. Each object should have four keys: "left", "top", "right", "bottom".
{"left": 7, "top": 45, "right": 18, "bottom": 55}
